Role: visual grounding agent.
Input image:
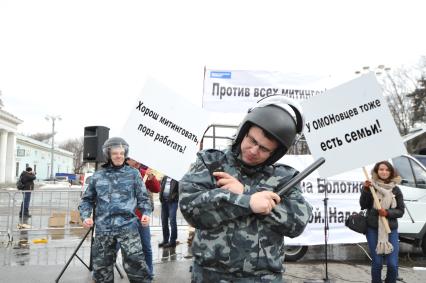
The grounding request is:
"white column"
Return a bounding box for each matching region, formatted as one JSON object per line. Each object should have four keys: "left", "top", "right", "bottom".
{"left": 6, "top": 132, "right": 16, "bottom": 182}
{"left": 0, "top": 130, "right": 7, "bottom": 183}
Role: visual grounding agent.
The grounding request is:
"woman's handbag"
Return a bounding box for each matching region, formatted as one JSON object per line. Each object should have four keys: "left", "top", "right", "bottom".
{"left": 345, "top": 210, "right": 367, "bottom": 234}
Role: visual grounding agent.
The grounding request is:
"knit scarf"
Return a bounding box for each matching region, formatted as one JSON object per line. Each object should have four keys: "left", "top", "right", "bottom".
{"left": 371, "top": 173, "right": 401, "bottom": 255}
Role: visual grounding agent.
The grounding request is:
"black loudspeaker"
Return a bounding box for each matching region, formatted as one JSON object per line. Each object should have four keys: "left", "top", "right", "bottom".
{"left": 83, "top": 126, "right": 110, "bottom": 162}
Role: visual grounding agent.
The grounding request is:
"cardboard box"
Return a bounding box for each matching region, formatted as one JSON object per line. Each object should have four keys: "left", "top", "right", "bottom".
{"left": 69, "top": 210, "right": 83, "bottom": 225}
{"left": 48, "top": 216, "right": 65, "bottom": 227}
{"left": 52, "top": 212, "right": 66, "bottom": 218}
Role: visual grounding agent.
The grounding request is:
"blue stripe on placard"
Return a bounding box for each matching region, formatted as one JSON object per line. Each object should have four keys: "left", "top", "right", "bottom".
{"left": 210, "top": 71, "right": 231, "bottom": 79}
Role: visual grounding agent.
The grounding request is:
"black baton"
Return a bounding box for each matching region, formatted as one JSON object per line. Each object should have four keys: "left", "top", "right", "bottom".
{"left": 277, "top": 157, "right": 326, "bottom": 197}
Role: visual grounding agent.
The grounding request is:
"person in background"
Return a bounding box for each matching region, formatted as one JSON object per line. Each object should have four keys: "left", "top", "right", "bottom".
{"left": 19, "top": 167, "right": 36, "bottom": 218}
{"left": 179, "top": 96, "right": 312, "bottom": 282}
{"left": 126, "top": 157, "right": 160, "bottom": 279}
{"left": 360, "top": 161, "right": 405, "bottom": 283}
{"left": 79, "top": 137, "right": 152, "bottom": 283}
{"left": 158, "top": 175, "right": 180, "bottom": 248}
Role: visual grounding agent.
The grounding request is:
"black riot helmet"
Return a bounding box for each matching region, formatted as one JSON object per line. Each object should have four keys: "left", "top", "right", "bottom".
{"left": 102, "top": 137, "right": 129, "bottom": 160}
{"left": 232, "top": 96, "right": 304, "bottom": 166}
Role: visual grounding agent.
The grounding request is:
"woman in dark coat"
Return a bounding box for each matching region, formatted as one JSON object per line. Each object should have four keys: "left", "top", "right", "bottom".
{"left": 360, "top": 161, "right": 405, "bottom": 283}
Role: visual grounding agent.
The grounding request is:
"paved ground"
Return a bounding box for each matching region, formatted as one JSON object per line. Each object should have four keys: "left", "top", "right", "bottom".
{"left": 1, "top": 228, "right": 426, "bottom": 283}
{"left": 0, "top": 254, "right": 426, "bottom": 283}
{"left": 1, "top": 230, "right": 426, "bottom": 283}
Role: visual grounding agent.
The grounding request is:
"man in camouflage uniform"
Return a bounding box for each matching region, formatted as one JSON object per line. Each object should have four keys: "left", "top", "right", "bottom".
{"left": 180, "top": 97, "right": 313, "bottom": 282}
{"left": 79, "top": 137, "right": 152, "bottom": 283}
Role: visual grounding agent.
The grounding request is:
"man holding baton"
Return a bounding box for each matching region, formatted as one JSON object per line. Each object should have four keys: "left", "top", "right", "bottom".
{"left": 180, "top": 96, "right": 313, "bottom": 282}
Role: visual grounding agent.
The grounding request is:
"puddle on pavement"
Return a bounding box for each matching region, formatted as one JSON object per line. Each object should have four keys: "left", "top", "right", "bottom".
{"left": 49, "top": 229, "right": 65, "bottom": 240}
{"left": 69, "top": 226, "right": 90, "bottom": 239}
{"left": 161, "top": 247, "right": 177, "bottom": 261}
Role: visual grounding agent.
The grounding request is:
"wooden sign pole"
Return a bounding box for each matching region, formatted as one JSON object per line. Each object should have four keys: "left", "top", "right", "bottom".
{"left": 362, "top": 167, "right": 391, "bottom": 233}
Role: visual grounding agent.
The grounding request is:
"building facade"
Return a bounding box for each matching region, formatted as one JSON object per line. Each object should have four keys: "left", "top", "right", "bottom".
{"left": 0, "top": 108, "right": 22, "bottom": 183}
{"left": 0, "top": 108, "right": 74, "bottom": 183}
{"left": 16, "top": 135, "right": 74, "bottom": 180}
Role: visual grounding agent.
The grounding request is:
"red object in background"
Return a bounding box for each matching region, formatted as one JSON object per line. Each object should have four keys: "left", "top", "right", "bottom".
{"left": 135, "top": 165, "right": 160, "bottom": 219}
{"left": 139, "top": 167, "right": 160, "bottom": 193}
{"left": 135, "top": 209, "right": 143, "bottom": 219}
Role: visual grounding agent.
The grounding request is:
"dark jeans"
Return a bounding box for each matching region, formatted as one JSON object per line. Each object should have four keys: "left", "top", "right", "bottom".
{"left": 366, "top": 227, "right": 399, "bottom": 283}
{"left": 19, "top": 191, "right": 32, "bottom": 216}
{"left": 161, "top": 200, "right": 178, "bottom": 244}
{"left": 138, "top": 224, "right": 153, "bottom": 278}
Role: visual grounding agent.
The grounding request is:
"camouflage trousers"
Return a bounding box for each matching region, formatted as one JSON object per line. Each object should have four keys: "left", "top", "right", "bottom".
{"left": 92, "top": 225, "right": 151, "bottom": 283}
{"left": 191, "top": 262, "right": 284, "bottom": 283}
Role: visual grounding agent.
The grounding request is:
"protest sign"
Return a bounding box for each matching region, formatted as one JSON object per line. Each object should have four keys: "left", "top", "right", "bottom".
{"left": 301, "top": 73, "right": 407, "bottom": 178}
{"left": 121, "top": 78, "right": 209, "bottom": 180}
{"left": 203, "top": 68, "right": 327, "bottom": 112}
{"left": 278, "top": 155, "right": 367, "bottom": 245}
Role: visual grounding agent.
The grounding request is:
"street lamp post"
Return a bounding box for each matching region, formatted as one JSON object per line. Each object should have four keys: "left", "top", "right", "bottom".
{"left": 45, "top": 115, "right": 61, "bottom": 180}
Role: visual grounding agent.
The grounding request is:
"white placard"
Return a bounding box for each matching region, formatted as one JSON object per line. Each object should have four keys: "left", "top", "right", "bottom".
{"left": 280, "top": 155, "right": 367, "bottom": 245}
{"left": 121, "top": 78, "right": 209, "bottom": 180}
{"left": 301, "top": 73, "right": 407, "bottom": 178}
{"left": 203, "top": 68, "right": 328, "bottom": 112}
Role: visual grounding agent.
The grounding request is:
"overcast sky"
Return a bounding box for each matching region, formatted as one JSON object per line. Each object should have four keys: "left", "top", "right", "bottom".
{"left": 0, "top": 0, "right": 425, "bottom": 143}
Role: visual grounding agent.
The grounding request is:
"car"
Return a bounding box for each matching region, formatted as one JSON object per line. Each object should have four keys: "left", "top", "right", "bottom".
{"left": 413, "top": 154, "right": 426, "bottom": 167}
{"left": 55, "top": 176, "right": 68, "bottom": 182}
{"left": 391, "top": 154, "right": 426, "bottom": 255}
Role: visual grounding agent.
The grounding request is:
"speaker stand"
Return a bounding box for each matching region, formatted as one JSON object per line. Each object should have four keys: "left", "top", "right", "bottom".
{"left": 304, "top": 186, "right": 332, "bottom": 283}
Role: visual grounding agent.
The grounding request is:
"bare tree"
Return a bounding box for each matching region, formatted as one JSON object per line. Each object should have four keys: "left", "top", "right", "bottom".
{"left": 407, "top": 76, "right": 426, "bottom": 125}
{"left": 380, "top": 67, "right": 418, "bottom": 135}
{"left": 59, "top": 137, "right": 84, "bottom": 173}
{"left": 29, "top": 132, "right": 55, "bottom": 142}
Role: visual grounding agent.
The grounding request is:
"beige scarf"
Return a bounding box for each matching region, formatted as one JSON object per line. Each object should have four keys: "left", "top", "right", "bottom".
{"left": 371, "top": 173, "right": 401, "bottom": 255}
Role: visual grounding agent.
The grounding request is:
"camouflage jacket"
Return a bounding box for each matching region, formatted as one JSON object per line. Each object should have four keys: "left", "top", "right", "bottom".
{"left": 79, "top": 165, "right": 152, "bottom": 232}
{"left": 179, "top": 149, "right": 312, "bottom": 278}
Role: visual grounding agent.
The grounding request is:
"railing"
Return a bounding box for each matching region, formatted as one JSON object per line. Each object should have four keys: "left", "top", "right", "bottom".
{"left": 0, "top": 191, "right": 12, "bottom": 242}
{"left": 0, "top": 189, "right": 188, "bottom": 243}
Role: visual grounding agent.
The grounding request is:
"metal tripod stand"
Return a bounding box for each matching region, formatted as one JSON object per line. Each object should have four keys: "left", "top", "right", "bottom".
{"left": 55, "top": 217, "right": 124, "bottom": 282}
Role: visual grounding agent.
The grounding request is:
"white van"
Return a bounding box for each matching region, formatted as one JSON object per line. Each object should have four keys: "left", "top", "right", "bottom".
{"left": 391, "top": 154, "right": 426, "bottom": 254}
